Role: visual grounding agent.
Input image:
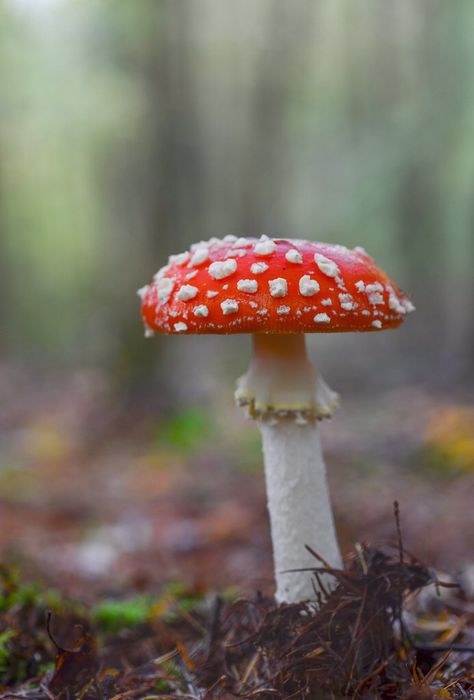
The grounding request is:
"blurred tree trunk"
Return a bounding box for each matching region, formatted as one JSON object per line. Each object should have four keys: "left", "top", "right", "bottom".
{"left": 0, "top": 141, "right": 15, "bottom": 358}
{"left": 239, "top": 0, "right": 317, "bottom": 235}
{"left": 142, "top": 2, "right": 206, "bottom": 255}
{"left": 107, "top": 1, "right": 205, "bottom": 404}
{"left": 0, "top": 195, "right": 9, "bottom": 355}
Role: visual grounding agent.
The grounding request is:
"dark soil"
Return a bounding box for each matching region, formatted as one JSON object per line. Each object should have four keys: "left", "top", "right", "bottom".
{"left": 0, "top": 540, "right": 473, "bottom": 700}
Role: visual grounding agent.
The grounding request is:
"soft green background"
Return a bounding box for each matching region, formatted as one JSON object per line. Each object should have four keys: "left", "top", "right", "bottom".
{"left": 1, "top": 0, "right": 473, "bottom": 399}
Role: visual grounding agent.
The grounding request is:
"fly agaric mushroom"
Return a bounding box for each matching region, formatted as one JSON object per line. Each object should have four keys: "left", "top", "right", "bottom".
{"left": 139, "top": 235, "right": 414, "bottom": 603}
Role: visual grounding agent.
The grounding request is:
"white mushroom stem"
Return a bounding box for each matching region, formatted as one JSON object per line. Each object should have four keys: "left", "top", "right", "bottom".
{"left": 235, "top": 333, "right": 342, "bottom": 603}
{"left": 260, "top": 420, "right": 341, "bottom": 603}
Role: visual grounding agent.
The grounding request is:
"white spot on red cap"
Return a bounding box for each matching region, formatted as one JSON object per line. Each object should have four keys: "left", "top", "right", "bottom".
{"left": 233, "top": 237, "right": 252, "bottom": 248}
{"left": 355, "top": 280, "right": 366, "bottom": 292}
{"left": 299, "top": 275, "right": 320, "bottom": 297}
{"left": 221, "top": 299, "right": 239, "bottom": 315}
{"left": 314, "top": 253, "right": 340, "bottom": 278}
{"left": 154, "top": 265, "right": 170, "bottom": 280}
{"left": 169, "top": 252, "right": 190, "bottom": 266}
{"left": 157, "top": 278, "right": 175, "bottom": 304}
{"left": 314, "top": 313, "right": 331, "bottom": 324}
{"left": 368, "top": 292, "right": 384, "bottom": 306}
{"left": 372, "top": 320, "right": 382, "bottom": 329}
{"left": 174, "top": 322, "right": 188, "bottom": 332}
{"left": 339, "top": 293, "right": 355, "bottom": 311}
{"left": 237, "top": 279, "right": 258, "bottom": 294}
{"left": 365, "top": 282, "right": 384, "bottom": 293}
{"left": 137, "top": 285, "right": 149, "bottom": 300}
{"left": 190, "top": 247, "right": 209, "bottom": 266}
{"left": 176, "top": 285, "right": 198, "bottom": 301}
{"left": 254, "top": 237, "right": 277, "bottom": 256}
{"left": 193, "top": 305, "right": 209, "bottom": 317}
{"left": 269, "top": 278, "right": 288, "bottom": 298}
{"left": 277, "top": 305, "right": 290, "bottom": 315}
{"left": 386, "top": 285, "right": 407, "bottom": 315}
{"left": 251, "top": 262, "right": 269, "bottom": 275}
{"left": 286, "top": 249, "right": 303, "bottom": 264}
{"left": 226, "top": 249, "right": 247, "bottom": 258}
{"left": 208, "top": 259, "right": 237, "bottom": 280}
{"left": 185, "top": 270, "right": 198, "bottom": 280}
{"left": 321, "top": 298, "right": 332, "bottom": 306}
{"left": 207, "top": 290, "right": 219, "bottom": 298}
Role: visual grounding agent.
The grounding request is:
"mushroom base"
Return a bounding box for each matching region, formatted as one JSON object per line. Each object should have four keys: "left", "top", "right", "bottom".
{"left": 235, "top": 333, "right": 338, "bottom": 423}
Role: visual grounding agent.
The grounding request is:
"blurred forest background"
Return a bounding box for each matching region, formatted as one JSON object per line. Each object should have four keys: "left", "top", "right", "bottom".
{"left": 0, "top": 0, "right": 473, "bottom": 600}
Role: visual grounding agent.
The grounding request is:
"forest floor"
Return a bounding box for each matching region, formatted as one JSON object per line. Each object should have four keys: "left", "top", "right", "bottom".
{"left": 0, "top": 365, "right": 473, "bottom": 698}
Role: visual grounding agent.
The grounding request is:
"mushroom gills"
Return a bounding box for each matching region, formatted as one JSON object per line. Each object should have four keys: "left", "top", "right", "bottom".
{"left": 235, "top": 333, "right": 339, "bottom": 423}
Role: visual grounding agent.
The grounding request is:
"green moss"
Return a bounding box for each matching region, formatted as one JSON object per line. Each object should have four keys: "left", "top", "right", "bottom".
{"left": 92, "top": 596, "right": 152, "bottom": 633}
{"left": 153, "top": 407, "right": 214, "bottom": 454}
{"left": 92, "top": 583, "right": 204, "bottom": 632}
{"left": 221, "top": 586, "right": 239, "bottom": 603}
{"left": 0, "top": 567, "right": 83, "bottom": 618}
{"left": 155, "top": 582, "right": 204, "bottom": 623}
{"left": 0, "top": 629, "right": 16, "bottom": 678}
{"left": 38, "top": 661, "right": 54, "bottom": 677}
{"left": 153, "top": 678, "right": 172, "bottom": 692}
{"left": 161, "top": 659, "right": 183, "bottom": 679}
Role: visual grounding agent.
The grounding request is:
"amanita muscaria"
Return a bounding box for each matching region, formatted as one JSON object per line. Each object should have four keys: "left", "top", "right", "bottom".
{"left": 139, "top": 235, "right": 414, "bottom": 603}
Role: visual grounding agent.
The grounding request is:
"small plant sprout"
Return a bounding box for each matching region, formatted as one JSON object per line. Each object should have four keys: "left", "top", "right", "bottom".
{"left": 139, "top": 236, "right": 414, "bottom": 603}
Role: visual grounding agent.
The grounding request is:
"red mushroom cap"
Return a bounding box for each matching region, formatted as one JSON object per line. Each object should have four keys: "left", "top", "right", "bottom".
{"left": 139, "top": 236, "right": 414, "bottom": 335}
